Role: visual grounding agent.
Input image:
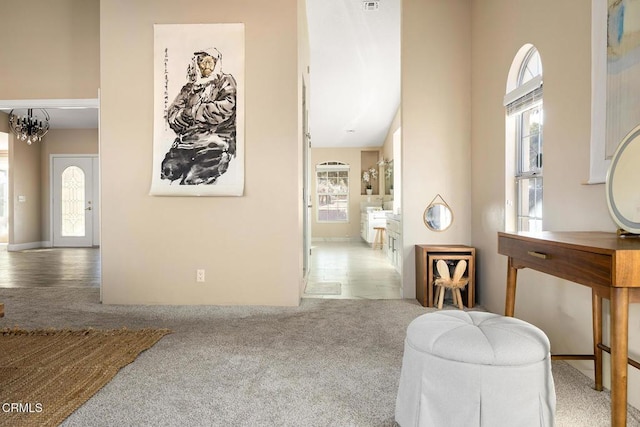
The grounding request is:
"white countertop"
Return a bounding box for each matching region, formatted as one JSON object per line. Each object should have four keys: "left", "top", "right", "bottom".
{"left": 386, "top": 212, "right": 402, "bottom": 221}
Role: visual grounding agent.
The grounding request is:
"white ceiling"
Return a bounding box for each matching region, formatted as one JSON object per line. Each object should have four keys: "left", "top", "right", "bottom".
{"left": 306, "top": 0, "right": 400, "bottom": 148}
{"left": 0, "top": 1, "right": 401, "bottom": 148}
{"left": 0, "top": 108, "right": 99, "bottom": 130}
{"left": 0, "top": 102, "right": 98, "bottom": 130}
{"left": 44, "top": 108, "right": 98, "bottom": 129}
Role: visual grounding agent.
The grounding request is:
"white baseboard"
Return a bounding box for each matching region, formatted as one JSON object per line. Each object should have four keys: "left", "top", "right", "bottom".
{"left": 7, "top": 241, "right": 47, "bottom": 252}
{"left": 311, "top": 237, "right": 362, "bottom": 243}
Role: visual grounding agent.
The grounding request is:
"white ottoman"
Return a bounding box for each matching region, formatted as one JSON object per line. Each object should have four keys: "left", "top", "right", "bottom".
{"left": 395, "top": 311, "right": 555, "bottom": 427}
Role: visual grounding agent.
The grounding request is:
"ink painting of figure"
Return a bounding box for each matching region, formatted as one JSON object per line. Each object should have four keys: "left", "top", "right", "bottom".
{"left": 151, "top": 23, "right": 244, "bottom": 196}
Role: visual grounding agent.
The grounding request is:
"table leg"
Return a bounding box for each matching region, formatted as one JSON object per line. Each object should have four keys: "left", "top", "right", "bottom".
{"left": 505, "top": 257, "right": 517, "bottom": 317}
{"left": 428, "top": 275, "right": 433, "bottom": 308}
{"left": 610, "top": 287, "right": 629, "bottom": 427}
{"left": 467, "top": 257, "right": 475, "bottom": 309}
{"left": 592, "top": 290, "right": 603, "bottom": 391}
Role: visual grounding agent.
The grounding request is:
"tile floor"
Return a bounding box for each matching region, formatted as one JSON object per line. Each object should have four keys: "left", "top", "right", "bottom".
{"left": 303, "top": 240, "right": 402, "bottom": 299}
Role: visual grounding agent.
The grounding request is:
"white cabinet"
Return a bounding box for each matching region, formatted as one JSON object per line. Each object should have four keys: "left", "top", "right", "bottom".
{"left": 360, "top": 213, "right": 368, "bottom": 241}
{"left": 385, "top": 214, "right": 402, "bottom": 272}
{"left": 360, "top": 209, "right": 389, "bottom": 245}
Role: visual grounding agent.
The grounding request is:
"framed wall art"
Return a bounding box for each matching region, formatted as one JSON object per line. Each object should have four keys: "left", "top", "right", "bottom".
{"left": 605, "top": 0, "right": 640, "bottom": 159}
{"left": 590, "top": 0, "right": 640, "bottom": 183}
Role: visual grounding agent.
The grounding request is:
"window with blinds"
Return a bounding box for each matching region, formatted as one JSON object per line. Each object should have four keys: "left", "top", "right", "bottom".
{"left": 505, "top": 47, "right": 543, "bottom": 233}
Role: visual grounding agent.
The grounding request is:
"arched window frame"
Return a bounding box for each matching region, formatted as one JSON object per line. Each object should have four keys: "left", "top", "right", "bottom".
{"left": 505, "top": 46, "right": 543, "bottom": 233}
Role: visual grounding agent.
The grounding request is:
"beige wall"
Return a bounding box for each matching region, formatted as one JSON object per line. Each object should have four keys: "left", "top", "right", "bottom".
{"left": 381, "top": 108, "right": 401, "bottom": 196}
{"left": 100, "top": 0, "right": 301, "bottom": 305}
{"left": 0, "top": 0, "right": 100, "bottom": 100}
{"left": 1, "top": 113, "right": 42, "bottom": 247}
{"left": 0, "top": 127, "right": 97, "bottom": 248}
{"left": 0, "top": 0, "right": 99, "bottom": 249}
{"left": 0, "top": 115, "right": 10, "bottom": 245}
{"left": 382, "top": 108, "right": 401, "bottom": 165}
{"left": 9, "top": 133, "right": 42, "bottom": 246}
{"left": 470, "top": 0, "right": 640, "bottom": 408}
{"left": 40, "top": 129, "right": 99, "bottom": 241}
{"left": 3, "top": 0, "right": 637, "bottom": 408}
{"left": 401, "top": 0, "right": 472, "bottom": 298}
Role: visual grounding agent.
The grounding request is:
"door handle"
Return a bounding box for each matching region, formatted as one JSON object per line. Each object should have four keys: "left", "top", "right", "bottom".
{"left": 85, "top": 207, "right": 92, "bottom": 211}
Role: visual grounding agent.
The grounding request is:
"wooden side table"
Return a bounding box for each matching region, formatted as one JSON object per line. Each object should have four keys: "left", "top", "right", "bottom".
{"left": 415, "top": 244, "right": 476, "bottom": 308}
{"left": 498, "top": 231, "right": 640, "bottom": 426}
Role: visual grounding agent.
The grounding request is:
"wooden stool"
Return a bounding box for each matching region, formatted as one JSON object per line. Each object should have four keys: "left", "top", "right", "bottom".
{"left": 373, "top": 227, "right": 385, "bottom": 250}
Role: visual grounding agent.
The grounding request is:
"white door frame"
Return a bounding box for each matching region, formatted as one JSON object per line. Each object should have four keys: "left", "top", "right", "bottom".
{"left": 302, "top": 79, "right": 311, "bottom": 282}
{"left": 50, "top": 154, "right": 100, "bottom": 247}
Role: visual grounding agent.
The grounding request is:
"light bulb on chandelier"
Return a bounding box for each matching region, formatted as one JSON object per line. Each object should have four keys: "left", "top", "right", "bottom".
{"left": 8, "top": 108, "right": 50, "bottom": 145}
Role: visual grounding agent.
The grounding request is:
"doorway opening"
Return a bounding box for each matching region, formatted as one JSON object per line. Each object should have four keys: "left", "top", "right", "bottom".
{"left": 0, "top": 101, "right": 101, "bottom": 292}
{"left": 302, "top": 0, "right": 402, "bottom": 300}
{"left": 302, "top": 0, "right": 402, "bottom": 299}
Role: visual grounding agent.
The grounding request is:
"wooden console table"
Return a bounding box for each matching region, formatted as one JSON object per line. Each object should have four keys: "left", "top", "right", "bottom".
{"left": 498, "top": 231, "right": 640, "bottom": 427}
{"left": 415, "top": 244, "right": 476, "bottom": 308}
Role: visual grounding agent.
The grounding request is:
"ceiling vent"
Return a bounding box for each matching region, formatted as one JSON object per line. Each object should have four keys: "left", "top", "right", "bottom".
{"left": 362, "top": 1, "right": 379, "bottom": 11}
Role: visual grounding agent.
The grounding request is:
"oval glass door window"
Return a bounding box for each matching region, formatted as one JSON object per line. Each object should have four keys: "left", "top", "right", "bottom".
{"left": 61, "top": 166, "right": 86, "bottom": 237}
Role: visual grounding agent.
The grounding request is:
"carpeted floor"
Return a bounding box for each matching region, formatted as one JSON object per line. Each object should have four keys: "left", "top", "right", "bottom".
{"left": 0, "top": 288, "right": 639, "bottom": 426}
{"left": 0, "top": 328, "right": 170, "bottom": 427}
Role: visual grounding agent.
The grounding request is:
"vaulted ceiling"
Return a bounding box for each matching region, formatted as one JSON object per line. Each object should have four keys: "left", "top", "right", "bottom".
{"left": 1, "top": 0, "right": 401, "bottom": 148}
{"left": 306, "top": 0, "right": 400, "bottom": 148}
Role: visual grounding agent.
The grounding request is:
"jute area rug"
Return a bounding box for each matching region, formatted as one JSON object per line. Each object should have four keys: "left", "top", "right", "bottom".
{"left": 0, "top": 328, "right": 171, "bottom": 427}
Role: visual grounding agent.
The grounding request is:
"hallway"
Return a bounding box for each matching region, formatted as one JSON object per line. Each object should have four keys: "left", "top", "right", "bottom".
{"left": 304, "top": 240, "right": 402, "bottom": 299}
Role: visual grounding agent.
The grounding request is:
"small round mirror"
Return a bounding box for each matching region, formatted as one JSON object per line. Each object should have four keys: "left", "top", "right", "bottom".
{"left": 606, "top": 124, "right": 640, "bottom": 234}
{"left": 424, "top": 203, "right": 453, "bottom": 231}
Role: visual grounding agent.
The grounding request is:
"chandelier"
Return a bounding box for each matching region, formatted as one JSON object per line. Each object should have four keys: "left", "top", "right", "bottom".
{"left": 8, "top": 108, "right": 51, "bottom": 145}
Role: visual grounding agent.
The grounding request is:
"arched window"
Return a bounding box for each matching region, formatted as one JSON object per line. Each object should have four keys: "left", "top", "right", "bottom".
{"left": 505, "top": 46, "right": 543, "bottom": 232}
{"left": 316, "top": 161, "right": 349, "bottom": 222}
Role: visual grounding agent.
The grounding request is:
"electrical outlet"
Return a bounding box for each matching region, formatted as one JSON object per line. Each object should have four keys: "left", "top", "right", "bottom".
{"left": 196, "top": 269, "right": 205, "bottom": 282}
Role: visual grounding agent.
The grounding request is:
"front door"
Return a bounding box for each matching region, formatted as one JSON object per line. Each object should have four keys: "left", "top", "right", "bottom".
{"left": 52, "top": 156, "right": 99, "bottom": 247}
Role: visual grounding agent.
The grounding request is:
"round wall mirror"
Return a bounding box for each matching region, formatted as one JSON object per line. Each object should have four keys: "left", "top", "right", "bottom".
{"left": 424, "top": 201, "right": 453, "bottom": 231}
{"left": 606, "top": 124, "right": 640, "bottom": 234}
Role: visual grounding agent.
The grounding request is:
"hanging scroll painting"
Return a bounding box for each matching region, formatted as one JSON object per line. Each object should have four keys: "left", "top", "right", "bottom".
{"left": 150, "top": 23, "right": 244, "bottom": 196}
